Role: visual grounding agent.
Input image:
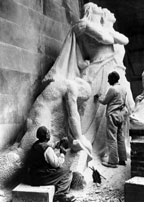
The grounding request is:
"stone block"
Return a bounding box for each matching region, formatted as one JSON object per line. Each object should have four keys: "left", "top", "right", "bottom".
{"left": 0, "top": 18, "right": 42, "bottom": 54}
{"left": 27, "top": 0, "right": 43, "bottom": 13}
{"left": 42, "top": 16, "right": 64, "bottom": 42}
{"left": 131, "top": 139, "right": 144, "bottom": 151}
{"left": 0, "top": 94, "right": 19, "bottom": 124}
{"left": 0, "top": 68, "right": 33, "bottom": 94}
{"left": 0, "top": 124, "right": 22, "bottom": 150}
{"left": 131, "top": 170, "right": 144, "bottom": 178}
{"left": 129, "top": 129, "right": 144, "bottom": 136}
{"left": 20, "top": 50, "right": 41, "bottom": 74}
{"left": 14, "top": 0, "right": 43, "bottom": 13}
{"left": 43, "top": 0, "right": 62, "bottom": 22}
{"left": 12, "top": 184, "right": 55, "bottom": 202}
{"left": 44, "top": 0, "right": 79, "bottom": 25}
{"left": 39, "top": 55, "right": 55, "bottom": 76}
{"left": 0, "top": 1, "right": 30, "bottom": 28}
{"left": 13, "top": 0, "right": 30, "bottom": 7}
{"left": 0, "top": 0, "right": 19, "bottom": 24}
{"left": 0, "top": 68, "right": 39, "bottom": 125}
{"left": 0, "top": 43, "right": 22, "bottom": 72}
{"left": 125, "top": 176, "right": 144, "bottom": 202}
{"left": 0, "top": 18, "right": 21, "bottom": 48}
{"left": 62, "top": 0, "right": 80, "bottom": 16}
{"left": 42, "top": 35, "right": 62, "bottom": 58}
{"left": 131, "top": 160, "right": 144, "bottom": 167}
{"left": 45, "top": 0, "right": 63, "bottom": 7}
{"left": 0, "top": 43, "right": 43, "bottom": 75}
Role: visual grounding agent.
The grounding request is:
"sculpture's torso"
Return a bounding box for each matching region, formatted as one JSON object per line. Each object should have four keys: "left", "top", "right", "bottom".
{"left": 77, "top": 34, "right": 114, "bottom": 62}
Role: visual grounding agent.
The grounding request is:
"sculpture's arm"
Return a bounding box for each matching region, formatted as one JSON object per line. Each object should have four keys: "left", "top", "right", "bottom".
{"left": 65, "top": 85, "right": 82, "bottom": 140}
{"left": 65, "top": 83, "right": 93, "bottom": 157}
{"left": 73, "top": 20, "right": 114, "bottom": 44}
{"left": 76, "top": 43, "right": 90, "bottom": 70}
{"left": 85, "top": 21, "right": 114, "bottom": 44}
{"left": 111, "top": 31, "right": 129, "bottom": 45}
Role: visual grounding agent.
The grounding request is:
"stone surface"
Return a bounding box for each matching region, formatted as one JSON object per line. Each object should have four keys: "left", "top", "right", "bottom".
{"left": 124, "top": 176, "right": 144, "bottom": 202}
{"left": 0, "top": 0, "right": 79, "bottom": 150}
{"left": 0, "top": 0, "right": 144, "bottom": 199}
{"left": 12, "top": 184, "right": 55, "bottom": 202}
{"left": 0, "top": 0, "right": 80, "bottom": 191}
{"left": 130, "top": 138, "right": 144, "bottom": 177}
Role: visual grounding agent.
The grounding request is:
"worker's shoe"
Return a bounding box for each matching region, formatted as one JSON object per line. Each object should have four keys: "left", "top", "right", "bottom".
{"left": 119, "top": 161, "right": 126, "bottom": 166}
{"left": 101, "top": 161, "right": 117, "bottom": 168}
{"left": 54, "top": 194, "right": 76, "bottom": 202}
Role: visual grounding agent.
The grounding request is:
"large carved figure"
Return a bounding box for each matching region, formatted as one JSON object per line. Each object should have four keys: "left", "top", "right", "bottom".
{"left": 130, "top": 72, "right": 144, "bottom": 129}
{"left": 0, "top": 3, "right": 135, "bottom": 190}
{"left": 18, "top": 2, "right": 134, "bottom": 172}
{"left": 72, "top": 3, "right": 135, "bottom": 157}
{"left": 20, "top": 77, "right": 92, "bottom": 157}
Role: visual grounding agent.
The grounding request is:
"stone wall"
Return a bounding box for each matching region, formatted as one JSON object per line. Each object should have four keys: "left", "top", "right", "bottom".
{"left": 0, "top": 0, "right": 80, "bottom": 150}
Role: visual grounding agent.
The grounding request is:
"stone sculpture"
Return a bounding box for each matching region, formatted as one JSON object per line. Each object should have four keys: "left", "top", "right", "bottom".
{"left": 72, "top": 2, "right": 135, "bottom": 157}
{"left": 0, "top": 2, "right": 135, "bottom": 190}
{"left": 130, "top": 72, "right": 144, "bottom": 129}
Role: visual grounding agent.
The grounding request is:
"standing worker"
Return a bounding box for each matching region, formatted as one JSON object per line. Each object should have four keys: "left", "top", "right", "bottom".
{"left": 94, "top": 71, "right": 128, "bottom": 168}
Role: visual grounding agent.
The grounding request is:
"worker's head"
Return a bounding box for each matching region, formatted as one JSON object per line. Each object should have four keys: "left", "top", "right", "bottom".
{"left": 108, "top": 71, "right": 120, "bottom": 85}
{"left": 36, "top": 126, "right": 50, "bottom": 142}
{"left": 55, "top": 137, "right": 69, "bottom": 149}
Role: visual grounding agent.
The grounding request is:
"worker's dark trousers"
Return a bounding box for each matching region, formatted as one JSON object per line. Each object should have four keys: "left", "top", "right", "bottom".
{"left": 106, "top": 110, "right": 127, "bottom": 164}
{"left": 29, "top": 166, "right": 73, "bottom": 196}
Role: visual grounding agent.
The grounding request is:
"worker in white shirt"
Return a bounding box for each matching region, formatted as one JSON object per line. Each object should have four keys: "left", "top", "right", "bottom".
{"left": 27, "top": 126, "right": 75, "bottom": 202}
{"left": 94, "top": 71, "right": 128, "bottom": 168}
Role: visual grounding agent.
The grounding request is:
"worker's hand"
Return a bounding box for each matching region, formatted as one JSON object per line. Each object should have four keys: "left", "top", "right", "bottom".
{"left": 94, "top": 94, "right": 100, "bottom": 102}
{"left": 60, "top": 146, "right": 67, "bottom": 155}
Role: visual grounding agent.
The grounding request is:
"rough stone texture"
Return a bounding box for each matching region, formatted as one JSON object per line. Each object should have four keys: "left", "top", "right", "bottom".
{"left": 0, "top": 146, "right": 25, "bottom": 189}
{"left": 0, "top": 0, "right": 80, "bottom": 189}
{"left": 0, "top": 0, "right": 144, "bottom": 199}
{"left": 12, "top": 184, "right": 55, "bottom": 202}
{"left": 124, "top": 176, "right": 144, "bottom": 202}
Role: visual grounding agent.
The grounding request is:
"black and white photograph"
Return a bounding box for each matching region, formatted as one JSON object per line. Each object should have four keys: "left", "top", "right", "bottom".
{"left": 0, "top": 0, "right": 144, "bottom": 204}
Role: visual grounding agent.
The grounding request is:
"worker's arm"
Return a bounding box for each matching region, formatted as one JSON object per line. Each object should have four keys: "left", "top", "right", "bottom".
{"left": 99, "top": 88, "right": 115, "bottom": 105}
{"left": 44, "top": 147, "right": 65, "bottom": 168}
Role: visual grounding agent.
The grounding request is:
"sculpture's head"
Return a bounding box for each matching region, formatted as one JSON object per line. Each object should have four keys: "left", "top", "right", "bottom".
{"left": 83, "top": 2, "right": 103, "bottom": 20}
{"left": 101, "top": 8, "right": 116, "bottom": 24}
{"left": 36, "top": 126, "right": 50, "bottom": 142}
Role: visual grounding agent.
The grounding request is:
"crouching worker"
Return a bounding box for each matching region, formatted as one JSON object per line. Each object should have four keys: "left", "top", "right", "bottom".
{"left": 26, "top": 126, "right": 75, "bottom": 202}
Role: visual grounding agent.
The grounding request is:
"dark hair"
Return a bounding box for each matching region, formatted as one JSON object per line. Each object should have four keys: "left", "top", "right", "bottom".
{"left": 36, "top": 126, "right": 50, "bottom": 142}
{"left": 60, "top": 137, "right": 69, "bottom": 149}
{"left": 108, "top": 71, "right": 120, "bottom": 85}
{"left": 56, "top": 137, "right": 69, "bottom": 149}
